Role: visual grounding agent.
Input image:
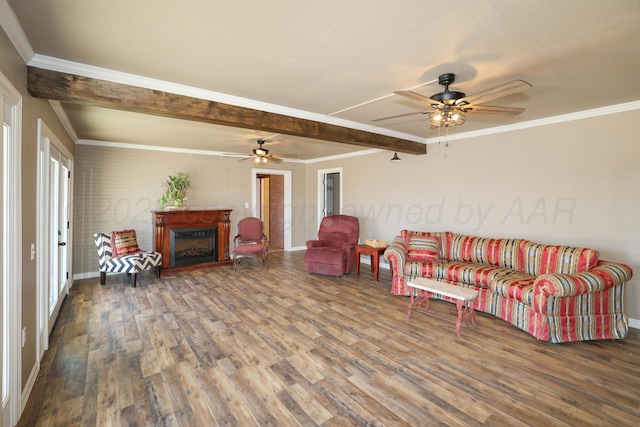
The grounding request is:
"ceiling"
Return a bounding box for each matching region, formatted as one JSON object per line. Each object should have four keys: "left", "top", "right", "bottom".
{"left": 6, "top": 0, "right": 640, "bottom": 161}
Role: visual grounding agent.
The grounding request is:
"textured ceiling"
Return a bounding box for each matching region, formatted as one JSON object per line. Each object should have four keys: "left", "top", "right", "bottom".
{"left": 7, "top": 0, "right": 640, "bottom": 160}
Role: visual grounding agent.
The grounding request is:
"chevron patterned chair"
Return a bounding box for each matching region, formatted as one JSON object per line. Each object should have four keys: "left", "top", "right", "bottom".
{"left": 93, "top": 231, "right": 162, "bottom": 287}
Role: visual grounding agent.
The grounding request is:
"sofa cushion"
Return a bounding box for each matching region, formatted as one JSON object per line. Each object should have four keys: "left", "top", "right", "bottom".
{"left": 437, "top": 261, "right": 519, "bottom": 288}
{"left": 489, "top": 271, "right": 536, "bottom": 305}
{"left": 401, "top": 230, "right": 449, "bottom": 259}
{"left": 447, "top": 234, "right": 524, "bottom": 270}
{"left": 407, "top": 235, "right": 441, "bottom": 262}
{"left": 110, "top": 229, "right": 142, "bottom": 258}
{"left": 522, "top": 242, "right": 599, "bottom": 276}
{"left": 404, "top": 260, "right": 440, "bottom": 279}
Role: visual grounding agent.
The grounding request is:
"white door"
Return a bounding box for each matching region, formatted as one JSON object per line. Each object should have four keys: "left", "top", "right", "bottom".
{"left": 37, "top": 120, "right": 73, "bottom": 359}
{"left": 1, "top": 73, "right": 22, "bottom": 427}
{"left": 48, "top": 146, "right": 70, "bottom": 329}
{"left": 2, "top": 97, "right": 9, "bottom": 427}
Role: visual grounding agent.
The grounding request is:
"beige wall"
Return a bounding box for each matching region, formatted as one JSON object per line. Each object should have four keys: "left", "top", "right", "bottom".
{"left": 72, "top": 145, "right": 308, "bottom": 274}
{"left": 2, "top": 18, "right": 640, "bottom": 411}
{"left": 1, "top": 29, "right": 75, "bottom": 394}
{"left": 307, "top": 110, "right": 640, "bottom": 320}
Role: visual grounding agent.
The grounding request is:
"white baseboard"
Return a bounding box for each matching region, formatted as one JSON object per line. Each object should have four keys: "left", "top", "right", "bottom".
{"left": 21, "top": 361, "right": 39, "bottom": 414}
{"left": 73, "top": 271, "right": 100, "bottom": 281}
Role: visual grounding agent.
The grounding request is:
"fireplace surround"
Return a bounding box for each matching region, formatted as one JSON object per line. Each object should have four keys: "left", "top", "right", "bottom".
{"left": 153, "top": 209, "right": 232, "bottom": 274}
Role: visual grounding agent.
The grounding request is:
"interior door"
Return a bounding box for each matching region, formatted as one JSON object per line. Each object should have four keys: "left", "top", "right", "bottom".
{"left": 324, "top": 172, "right": 341, "bottom": 216}
{"left": 47, "top": 145, "right": 70, "bottom": 333}
{"left": 2, "top": 99, "right": 9, "bottom": 427}
{"left": 1, "top": 77, "right": 21, "bottom": 427}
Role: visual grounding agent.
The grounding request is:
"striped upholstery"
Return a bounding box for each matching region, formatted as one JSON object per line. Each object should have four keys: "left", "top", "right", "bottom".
{"left": 384, "top": 231, "right": 633, "bottom": 343}
{"left": 522, "top": 242, "right": 599, "bottom": 276}
{"left": 94, "top": 232, "right": 162, "bottom": 287}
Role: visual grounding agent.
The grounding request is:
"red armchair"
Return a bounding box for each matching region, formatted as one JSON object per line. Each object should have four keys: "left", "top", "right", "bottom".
{"left": 305, "top": 215, "right": 360, "bottom": 276}
{"left": 232, "top": 217, "right": 268, "bottom": 270}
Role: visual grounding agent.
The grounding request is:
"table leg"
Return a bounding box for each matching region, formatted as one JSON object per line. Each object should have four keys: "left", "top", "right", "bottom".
{"left": 455, "top": 300, "right": 464, "bottom": 336}
{"left": 356, "top": 253, "right": 360, "bottom": 277}
{"left": 372, "top": 255, "right": 380, "bottom": 281}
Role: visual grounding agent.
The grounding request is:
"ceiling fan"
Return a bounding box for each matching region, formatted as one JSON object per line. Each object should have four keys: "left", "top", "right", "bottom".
{"left": 374, "top": 73, "right": 532, "bottom": 128}
{"left": 234, "top": 139, "right": 297, "bottom": 164}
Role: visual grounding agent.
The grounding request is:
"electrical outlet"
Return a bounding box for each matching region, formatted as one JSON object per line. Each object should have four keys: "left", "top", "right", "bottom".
{"left": 22, "top": 327, "right": 26, "bottom": 347}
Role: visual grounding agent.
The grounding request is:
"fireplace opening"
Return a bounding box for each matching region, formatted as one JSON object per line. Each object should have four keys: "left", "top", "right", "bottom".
{"left": 170, "top": 227, "right": 217, "bottom": 266}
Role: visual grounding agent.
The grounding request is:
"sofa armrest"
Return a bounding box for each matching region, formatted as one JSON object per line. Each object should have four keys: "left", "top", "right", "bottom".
{"left": 532, "top": 261, "right": 632, "bottom": 312}
{"left": 383, "top": 236, "right": 407, "bottom": 278}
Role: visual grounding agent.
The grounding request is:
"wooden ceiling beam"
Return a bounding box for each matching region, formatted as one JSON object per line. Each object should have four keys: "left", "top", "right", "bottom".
{"left": 27, "top": 66, "right": 426, "bottom": 155}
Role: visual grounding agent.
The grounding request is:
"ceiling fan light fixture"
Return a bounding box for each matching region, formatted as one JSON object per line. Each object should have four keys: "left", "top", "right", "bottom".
{"left": 390, "top": 152, "right": 402, "bottom": 163}
{"left": 429, "top": 108, "right": 466, "bottom": 128}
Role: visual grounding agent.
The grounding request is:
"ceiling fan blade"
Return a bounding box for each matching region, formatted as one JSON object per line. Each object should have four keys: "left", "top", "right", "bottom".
{"left": 238, "top": 156, "right": 254, "bottom": 162}
{"left": 372, "top": 111, "right": 427, "bottom": 122}
{"left": 272, "top": 153, "right": 298, "bottom": 158}
{"left": 394, "top": 91, "right": 443, "bottom": 108}
{"left": 458, "top": 80, "right": 531, "bottom": 106}
{"left": 267, "top": 156, "right": 283, "bottom": 163}
{"left": 465, "top": 105, "right": 525, "bottom": 116}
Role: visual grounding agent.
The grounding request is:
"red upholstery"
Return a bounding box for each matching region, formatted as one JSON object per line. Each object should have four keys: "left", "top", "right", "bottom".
{"left": 232, "top": 217, "right": 268, "bottom": 270}
{"left": 305, "top": 215, "right": 360, "bottom": 276}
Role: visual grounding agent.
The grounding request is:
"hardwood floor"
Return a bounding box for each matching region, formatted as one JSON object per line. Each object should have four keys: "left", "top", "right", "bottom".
{"left": 18, "top": 251, "right": 640, "bottom": 426}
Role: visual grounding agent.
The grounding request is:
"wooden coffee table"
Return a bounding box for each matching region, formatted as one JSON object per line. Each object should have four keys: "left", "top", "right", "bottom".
{"left": 407, "top": 278, "right": 478, "bottom": 336}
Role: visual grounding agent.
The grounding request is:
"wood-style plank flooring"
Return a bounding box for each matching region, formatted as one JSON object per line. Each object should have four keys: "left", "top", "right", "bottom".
{"left": 18, "top": 251, "right": 640, "bottom": 426}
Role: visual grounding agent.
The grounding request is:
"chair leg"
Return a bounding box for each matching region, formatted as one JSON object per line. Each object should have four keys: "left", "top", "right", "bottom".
{"left": 100, "top": 272, "right": 106, "bottom": 286}
{"left": 156, "top": 267, "right": 161, "bottom": 278}
{"left": 130, "top": 273, "right": 137, "bottom": 287}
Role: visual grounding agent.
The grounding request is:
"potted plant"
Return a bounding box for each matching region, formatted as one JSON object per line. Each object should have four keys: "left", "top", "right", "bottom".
{"left": 158, "top": 172, "right": 191, "bottom": 210}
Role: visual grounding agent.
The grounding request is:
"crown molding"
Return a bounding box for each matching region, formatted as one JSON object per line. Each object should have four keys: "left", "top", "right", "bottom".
{"left": 0, "top": 0, "right": 34, "bottom": 63}
{"left": 75, "top": 138, "right": 308, "bottom": 162}
{"left": 75, "top": 138, "right": 380, "bottom": 164}
{"left": 306, "top": 148, "right": 382, "bottom": 164}
{"left": 48, "top": 100, "right": 78, "bottom": 141}
{"left": 29, "top": 54, "right": 426, "bottom": 146}
{"left": 426, "top": 100, "right": 640, "bottom": 144}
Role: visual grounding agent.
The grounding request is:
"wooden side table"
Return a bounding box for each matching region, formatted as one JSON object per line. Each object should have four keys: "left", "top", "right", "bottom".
{"left": 355, "top": 244, "right": 387, "bottom": 281}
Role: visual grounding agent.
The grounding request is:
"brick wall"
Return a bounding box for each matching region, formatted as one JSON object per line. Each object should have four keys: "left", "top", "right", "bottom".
{"left": 269, "top": 175, "right": 284, "bottom": 248}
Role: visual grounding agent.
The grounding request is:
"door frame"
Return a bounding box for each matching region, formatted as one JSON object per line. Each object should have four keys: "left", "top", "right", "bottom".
{"left": 251, "top": 169, "right": 291, "bottom": 251}
{"left": 317, "top": 167, "right": 343, "bottom": 229}
{"left": 36, "top": 119, "right": 74, "bottom": 360}
{"left": 1, "top": 70, "right": 22, "bottom": 427}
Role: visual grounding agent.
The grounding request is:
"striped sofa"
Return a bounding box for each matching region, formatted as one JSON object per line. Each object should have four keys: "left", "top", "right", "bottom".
{"left": 384, "top": 230, "right": 633, "bottom": 343}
